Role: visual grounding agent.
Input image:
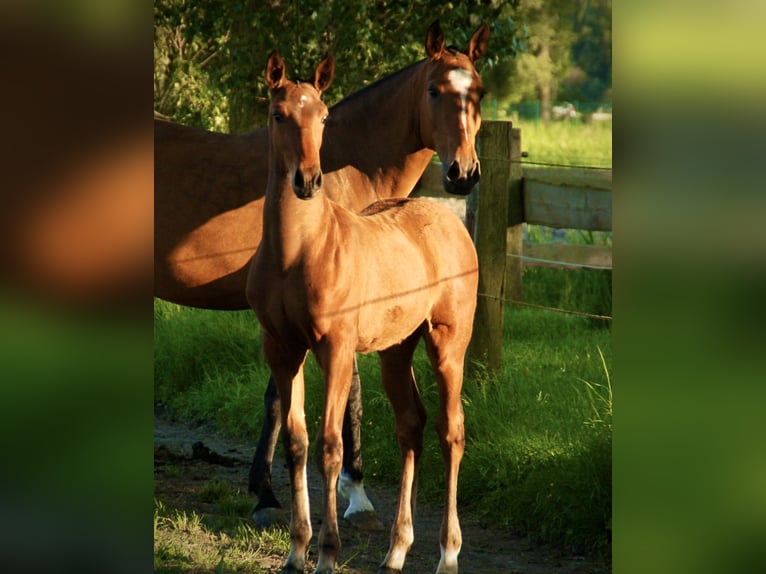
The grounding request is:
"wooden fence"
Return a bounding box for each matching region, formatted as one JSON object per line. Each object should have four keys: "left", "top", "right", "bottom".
{"left": 412, "top": 120, "right": 612, "bottom": 372}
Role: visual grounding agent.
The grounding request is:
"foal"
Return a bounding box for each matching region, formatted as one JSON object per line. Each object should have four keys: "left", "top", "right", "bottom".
{"left": 247, "top": 51, "right": 478, "bottom": 574}
{"left": 155, "top": 20, "right": 490, "bottom": 527}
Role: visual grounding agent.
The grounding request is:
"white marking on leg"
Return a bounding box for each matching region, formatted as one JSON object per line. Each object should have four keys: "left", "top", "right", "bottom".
{"left": 447, "top": 68, "right": 473, "bottom": 143}
{"left": 437, "top": 544, "right": 460, "bottom": 573}
{"left": 297, "top": 465, "right": 311, "bottom": 517}
{"left": 338, "top": 469, "right": 375, "bottom": 517}
{"left": 382, "top": 547, "right": 408, "bottom": 572}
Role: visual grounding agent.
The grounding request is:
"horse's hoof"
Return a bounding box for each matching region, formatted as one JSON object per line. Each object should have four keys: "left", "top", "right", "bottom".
{"left": 377, "top": 567, "right": 402, "bottom": 574}
{"left": 344, "top": 510, "right": 385, "bottom": 532}
{"left": 251, "top": 506, "right": 288, "bottom": 529}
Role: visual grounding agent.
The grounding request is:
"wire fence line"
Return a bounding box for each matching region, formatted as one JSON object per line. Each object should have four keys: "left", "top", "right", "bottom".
{"left": 470, "top": 153, "right": 612, "bottom": 321}
{"left": 477, "top": 292, "right": 612, "bottom": 322}
{"left": 506, "top": 252, "right": 612, "bottom": 271}
{"left": 518, "top": 159, "right": 612, "bottom": 170}
{"left": 475, "top": 156, "right": 612, "bottom": 170}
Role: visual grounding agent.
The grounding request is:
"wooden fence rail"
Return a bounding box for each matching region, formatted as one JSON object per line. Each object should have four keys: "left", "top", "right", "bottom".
{"left": 413, "top": 120, "right": 612, "bottom": 372}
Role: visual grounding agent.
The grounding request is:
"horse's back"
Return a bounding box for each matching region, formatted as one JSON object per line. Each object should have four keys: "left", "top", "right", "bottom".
{"left": 154, "top": 120, "right": 269, "bottom": 309}
{"left": 361, "top": 197, "right": 474, "bottom": 258}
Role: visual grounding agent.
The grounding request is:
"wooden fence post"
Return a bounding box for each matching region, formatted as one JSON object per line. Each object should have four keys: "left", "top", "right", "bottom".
{"left": 506, "top": 127, "right": 524, "bottom": 303}
{"left": 469, "top": 121, "right": 512, "bottom": 373}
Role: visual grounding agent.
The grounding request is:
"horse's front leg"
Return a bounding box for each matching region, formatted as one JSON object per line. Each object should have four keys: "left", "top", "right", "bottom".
{"left": 263, "top": 334, "right": 311, "bottom": 573}
{"left": 249, "top": 373, "right": 286, "bottom": 527}
{"left": 425, "top": 328, "right": 468, "bottom": 574}
{"left": 314, "top": 343, "right": 355, "bottom": 574}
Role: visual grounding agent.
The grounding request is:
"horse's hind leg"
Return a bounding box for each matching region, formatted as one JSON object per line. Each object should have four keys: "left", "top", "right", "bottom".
{"left": 377, "top": 333, "right": 426, "bottom": 573}
{"left": 338, "top": 356, "right": 381, "bottom": 529}
{"left": 249, "top": 357, "right": 376, "bottom": 529}
{"left": 248, "top": 374, "right": 286, "bottom": 527}
{"left": 424, "top": 325, "right": 468, "bottom": 574}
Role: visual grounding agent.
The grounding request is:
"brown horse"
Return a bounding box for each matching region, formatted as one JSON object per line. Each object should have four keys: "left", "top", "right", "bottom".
{"left": 155, "top": 19, "right": 489, "bottom": 527}
{"left": 248, "top": 50, "right": 478, "bottom": 574}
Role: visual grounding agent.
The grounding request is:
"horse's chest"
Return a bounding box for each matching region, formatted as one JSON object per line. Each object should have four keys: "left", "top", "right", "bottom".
{"left": 268, "top": 279, "right": 341, "bottom": 340}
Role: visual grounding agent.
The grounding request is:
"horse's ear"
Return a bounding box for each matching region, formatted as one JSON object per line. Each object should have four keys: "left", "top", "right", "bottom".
{"left": 467, "top": 22, "right": 490, "bottom": 62}
{"left": 425, "top": 19, "right": 445, "bottom": 60}
{"left": 265, "top": 50, "right": 286, "bottom": 90}
{"left": 312, "top": 53, "right": 335, "bottom": 94}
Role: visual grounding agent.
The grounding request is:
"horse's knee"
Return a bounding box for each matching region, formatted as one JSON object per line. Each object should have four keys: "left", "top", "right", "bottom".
{"left": 285, "top": 433, "right": 309, "bottom": 465}
{"left": 437, "top": 411, "right": 465, "bottom": 451}
{"left": 316, "top": 431, "right": 344, "bottom": 473}
{"left": 394, "top": 413, "right": 426, "bottom": 456}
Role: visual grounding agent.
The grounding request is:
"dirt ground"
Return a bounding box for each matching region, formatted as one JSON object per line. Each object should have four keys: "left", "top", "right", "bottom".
{"left": 154, "top": 413, "right": 610, "bottom": 573}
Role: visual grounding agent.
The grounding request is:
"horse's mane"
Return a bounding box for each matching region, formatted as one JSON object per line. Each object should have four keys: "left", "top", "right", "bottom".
{"left": 330, "top": 46, "right": 468, "bottom": 111}
{"left": 329, "top": 59, "right": 426, "bottom": 111}
{"left": 359, "top": 198, "right": 411, "bottom": 216}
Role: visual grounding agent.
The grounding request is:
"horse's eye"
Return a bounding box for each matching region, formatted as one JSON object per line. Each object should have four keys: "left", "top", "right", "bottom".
{"left": 427, "top": 85, "right": 438, "bottom": 99}
{"left": 321, "top": 114, "right": 329, "bottom": 124}
{"left": 272, "top": 111, "right": 284, "bottom": 123}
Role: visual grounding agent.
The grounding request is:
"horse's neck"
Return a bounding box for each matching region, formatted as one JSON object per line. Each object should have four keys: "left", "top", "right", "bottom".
{"left": 263, "top": 167, "right": 331, "bottom": 269}
{"left": 323, "top": 61, "right": 434, "bottom": 199}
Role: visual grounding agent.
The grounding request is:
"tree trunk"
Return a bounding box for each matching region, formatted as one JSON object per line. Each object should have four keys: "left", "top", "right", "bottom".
{"left": 539, "top": 41, "right": 552, "bottom": 125}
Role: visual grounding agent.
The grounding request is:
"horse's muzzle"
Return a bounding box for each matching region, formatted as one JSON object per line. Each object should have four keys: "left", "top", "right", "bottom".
{"left": 443, "top": 160, "right": 480, "bottom": 196}
{"left": 293, "top": 167, "right": 323, "bottom": 199}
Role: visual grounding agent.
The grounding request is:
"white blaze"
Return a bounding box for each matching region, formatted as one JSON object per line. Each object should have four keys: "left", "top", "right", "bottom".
{"left": 447, "top": 68, "right": 473, "bottom": 142}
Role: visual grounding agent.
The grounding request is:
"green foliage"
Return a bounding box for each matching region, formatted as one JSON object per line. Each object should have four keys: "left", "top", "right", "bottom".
{"left": 482, "top": 0, "right": 612, "bottom": 117}
{"left": 154, "top": 0, "right": 233, "bottom": 130}
{"left": 564, "top": 0, "right": 612, "bottom": 103}
{"left": 154, "top": 0, "right": 524, "bottom": 132}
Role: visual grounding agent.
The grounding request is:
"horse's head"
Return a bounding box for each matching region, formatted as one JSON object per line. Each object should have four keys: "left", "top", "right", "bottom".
{"left": 419, "top": 20, "right": 489, "bottom": 196}
{"left": 265, "top": 50, "right": 335, "bottom": 200}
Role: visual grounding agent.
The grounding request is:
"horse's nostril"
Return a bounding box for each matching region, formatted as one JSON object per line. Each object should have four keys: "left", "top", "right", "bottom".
{"left": 293, "top": 170, "right": 305, "bottom": 189}
{"left": 446, "top": 161, "right": 461, "bottom": 181}
{"left": 315, "top": 171, "right": 322, "bottom": 189}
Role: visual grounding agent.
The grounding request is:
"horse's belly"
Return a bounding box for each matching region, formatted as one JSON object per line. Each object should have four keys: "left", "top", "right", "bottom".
{"left": 355, "top": 297, "right": 429, "bottom": 353}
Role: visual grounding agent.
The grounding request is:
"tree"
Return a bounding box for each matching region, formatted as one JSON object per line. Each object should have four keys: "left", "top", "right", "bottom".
{"left": 153, "top": 0, "right": 524, "bottom": 133}
{"left": 493, "top": 0, "right": 578, "bottom": 123}
{"left": 480, "top": 1, "right": 612, "bottom": 123}
{"left": 562, "top": 0, "right": 612, "bottom": 105}
{"left": 154, "top": 0, "right": 233, "bottom": 130}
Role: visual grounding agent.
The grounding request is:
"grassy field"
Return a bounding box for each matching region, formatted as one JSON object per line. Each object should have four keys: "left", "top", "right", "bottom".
{"left": 154, "top": 119, "right": 612, "bottom": 562}
{"left": 512, "top": 117, "right": 612, "bottom": 169}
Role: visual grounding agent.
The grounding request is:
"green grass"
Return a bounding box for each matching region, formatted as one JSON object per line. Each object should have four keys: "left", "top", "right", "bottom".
{"left": 154, "top": 498, "right": 290, "bottom": 573}
{"left": 514, "top": 118, "right": 612, "bottom": 168}
{"left": 154, "top": 292, "right": 611, "bottom": 554}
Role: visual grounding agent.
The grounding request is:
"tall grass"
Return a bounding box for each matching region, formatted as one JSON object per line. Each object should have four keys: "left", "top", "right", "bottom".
{"left": 514, "top": 118, "right": 612, "bottom": 168}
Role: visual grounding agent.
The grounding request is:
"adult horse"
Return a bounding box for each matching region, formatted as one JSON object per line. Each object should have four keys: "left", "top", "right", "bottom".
{"left": 248, "top": 49, "right": 478, "bottom": 574}
{"left": 154, "top": 19, "right": 489, "bottom": 526}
